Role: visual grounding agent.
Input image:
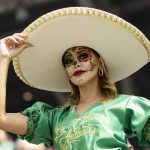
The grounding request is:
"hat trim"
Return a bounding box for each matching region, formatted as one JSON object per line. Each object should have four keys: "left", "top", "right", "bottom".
{"left": 13, "top": 56, "right": 34, "bottom": 87}
{"left": 13, "top": 7, "right": 150, "bottom": 88}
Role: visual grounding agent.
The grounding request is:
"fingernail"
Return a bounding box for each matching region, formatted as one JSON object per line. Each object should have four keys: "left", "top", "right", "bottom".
{"left": 28, "top": 43, "right": 34, "bottom": 47}
{"left": 27, "top": 43, "right": 33, "bottom": 47}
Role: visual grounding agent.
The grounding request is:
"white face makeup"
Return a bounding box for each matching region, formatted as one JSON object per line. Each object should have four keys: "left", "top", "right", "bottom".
{"left": 62, "top": 46, "right": 100, "bottom": 86}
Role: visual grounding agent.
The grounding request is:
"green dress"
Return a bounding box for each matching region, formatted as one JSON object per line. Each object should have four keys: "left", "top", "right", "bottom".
{"left": 18, "top": 94, "right": 150, "bottom": 150}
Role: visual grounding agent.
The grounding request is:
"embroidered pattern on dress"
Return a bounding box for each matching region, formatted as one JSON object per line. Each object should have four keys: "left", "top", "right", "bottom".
{"left": 142, "top": 117, "right": 150, "bottom": 144}
{"left": 55, "top": 113, "right": 101, "bottom": 149}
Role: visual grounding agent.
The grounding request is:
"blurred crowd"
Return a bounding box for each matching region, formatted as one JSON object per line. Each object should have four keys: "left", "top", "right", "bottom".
{"left": 0, "top": 129, "right": 55, "bottom": 150}
{"left": 0, "top": 129, "right": 135, "bottom": 150}
{"left": 1, "top": 129, "right": 150, "bottom": 150}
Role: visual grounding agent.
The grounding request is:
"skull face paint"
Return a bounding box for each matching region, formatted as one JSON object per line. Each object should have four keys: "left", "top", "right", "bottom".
{"left": 62, "top": 46, "right": 100, "bottom": 86}
{"left": 63, "top": 47, "right": 92, "bottom": 68}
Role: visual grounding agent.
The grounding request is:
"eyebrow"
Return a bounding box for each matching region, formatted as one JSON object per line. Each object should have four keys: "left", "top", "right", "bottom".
{"left": 64, "top": 52, "right": 73, "bottom": 58}
{"left": 77, "top": 48, "right": 90, "bottom": 54}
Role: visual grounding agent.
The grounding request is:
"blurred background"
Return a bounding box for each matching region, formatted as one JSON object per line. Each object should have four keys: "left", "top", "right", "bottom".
{"left": 0, "top": 0, "right": 150, "bottom": 149}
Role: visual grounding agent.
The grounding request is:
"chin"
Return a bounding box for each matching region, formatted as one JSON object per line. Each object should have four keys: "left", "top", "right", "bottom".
{"left": 71, "top": 73, "right": 98, "bottom": 86}
{"left": 72, "top": 77, "right": 88, "bottom": 86}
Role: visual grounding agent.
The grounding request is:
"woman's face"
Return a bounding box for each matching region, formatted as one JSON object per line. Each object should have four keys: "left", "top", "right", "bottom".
{"left": 62, "top": 46, "right": 100, "bottom": 86}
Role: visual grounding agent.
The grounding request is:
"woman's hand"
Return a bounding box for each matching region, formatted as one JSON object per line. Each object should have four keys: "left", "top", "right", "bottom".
{"left": 0, "top": 33, "right": 32, "bottom": 62}
{"left": 0, "top": 33, "right": 31, "bottom": 136}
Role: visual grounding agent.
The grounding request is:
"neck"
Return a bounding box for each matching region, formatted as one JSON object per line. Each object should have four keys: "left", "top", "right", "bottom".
{"left": 78, "top": 76, "right": 103, "bottom": 105}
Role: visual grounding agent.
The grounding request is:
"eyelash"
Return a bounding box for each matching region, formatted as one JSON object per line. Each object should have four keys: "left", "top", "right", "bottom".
{"left": 78, "top": 53, "right": 88, "bottom": 59}
{"left": 65, "top": 58, "right": 73, "bottom": 65}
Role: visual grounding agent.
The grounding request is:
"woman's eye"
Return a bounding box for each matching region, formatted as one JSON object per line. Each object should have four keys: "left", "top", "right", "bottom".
{"left": 79, "top": 53, "right": 89, "bottom": 59}
{"left": 65, "top": 59, "right": 73, "bottom": 65}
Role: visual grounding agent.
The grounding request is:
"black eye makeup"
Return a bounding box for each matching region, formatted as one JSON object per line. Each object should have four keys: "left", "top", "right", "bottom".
{"left": 63, "top": 52, "right": 75, "bottom": 68}
{"left": 77, "top": 49, "right": 92, "bottom": 62}
{"left": 62, "top": 48, "right": 93, "bottom": 68}
{"left": 65, "top": 58, "right": 73, "bottom": 64}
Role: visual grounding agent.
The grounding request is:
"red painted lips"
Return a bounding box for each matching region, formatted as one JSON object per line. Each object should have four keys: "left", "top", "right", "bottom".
{"left": 73, "top": 70, "right": 86, "bottom": 76}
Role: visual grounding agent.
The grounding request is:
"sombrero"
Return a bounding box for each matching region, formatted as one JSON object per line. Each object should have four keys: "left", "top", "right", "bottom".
{"left": 13, "top": 7, "right": 150, "bottom": 92}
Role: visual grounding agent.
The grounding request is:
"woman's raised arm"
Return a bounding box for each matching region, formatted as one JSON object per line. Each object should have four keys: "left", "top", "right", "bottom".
{"left": 0, "top": 33, "right": 32, "bottom": 135}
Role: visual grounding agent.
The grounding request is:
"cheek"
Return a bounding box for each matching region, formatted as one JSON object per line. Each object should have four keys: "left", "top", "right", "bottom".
{"left": 85, "top": 60, "right": 98, "bottom": 71}
{"left": 65, "top": 67, "right": 73, "bottom": 76}
{"left": 65, "top": 59, "right": 98, "bottom": 78}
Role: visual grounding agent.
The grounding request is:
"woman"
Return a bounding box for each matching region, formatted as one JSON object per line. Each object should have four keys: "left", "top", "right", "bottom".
{"left": 0, "top": 7, "right": 150, "bottom": 150}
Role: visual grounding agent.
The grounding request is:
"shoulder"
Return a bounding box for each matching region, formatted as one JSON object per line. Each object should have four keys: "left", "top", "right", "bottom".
{"left": 113, "top": 94, "right": 149, "bottom": 103}
{"left": 110, "top": 94, "right": 133, "bottom": 105}
{"left": 21, "top": 101, "right": 69, "bottom": 118}
{"left": 115, "top": 94, "right": 136, "bottom": 100}
{"left": 115, "top": 94, "right": 150, "bottom": 113}
{"left": 31, "top": 101, "right": 67, "bottom": 110}
{"left": 108, "top": 94, "right": 150, "bottom": 109}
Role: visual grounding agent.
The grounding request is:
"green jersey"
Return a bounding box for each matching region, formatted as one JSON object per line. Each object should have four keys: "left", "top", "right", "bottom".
{"left": 18, "top": 94, "right": 150, "bottom": 150}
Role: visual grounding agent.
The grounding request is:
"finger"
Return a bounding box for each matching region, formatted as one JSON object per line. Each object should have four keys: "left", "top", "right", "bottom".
{"left": 5, "top": 36, "right": 19, "bottom": 44}
{"left": 4, "top": 36, "right": 20, "bottom": 49}
{"left": 19, "top": 43, "right": 33, "bottom": 50}
{"left": 13, "top": 33, "right": 27, "bottom": 39}
{"left": 6, "top": 35, "right": 24, "bottom": 49}
{"left": 12, "top": 35, "right": 25, "bottom": 44}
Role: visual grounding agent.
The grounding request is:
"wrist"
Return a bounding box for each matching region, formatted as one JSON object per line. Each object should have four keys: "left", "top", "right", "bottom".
{"left": 0, "top": 56, "right": 11, "bottom": 65}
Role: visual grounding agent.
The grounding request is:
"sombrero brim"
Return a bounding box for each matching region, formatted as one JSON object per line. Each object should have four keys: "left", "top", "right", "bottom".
{"left": 13, "top": 7, "right": 150, "bottom": 92}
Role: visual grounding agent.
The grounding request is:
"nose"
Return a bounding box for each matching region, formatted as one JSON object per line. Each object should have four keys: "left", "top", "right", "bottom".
{"left": 74, "top": 61, "right": 81, "bottom": 68}
{"left": 74, "top": 64, "right": 80, "bottom": 68}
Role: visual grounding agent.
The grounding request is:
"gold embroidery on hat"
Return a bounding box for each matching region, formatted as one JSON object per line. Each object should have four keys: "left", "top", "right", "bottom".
{"left": 13, "top": 56, "right": 32, "bottom": 86}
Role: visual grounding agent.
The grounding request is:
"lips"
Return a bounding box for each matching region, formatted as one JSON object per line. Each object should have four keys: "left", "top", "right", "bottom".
{"left": 73, "top": 70, "right": 86, "bottom": 76}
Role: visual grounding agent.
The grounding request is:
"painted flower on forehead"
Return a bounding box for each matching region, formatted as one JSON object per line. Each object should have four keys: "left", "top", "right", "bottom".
{"left": 62, "top": 46, "right": 93, "bottom": 68}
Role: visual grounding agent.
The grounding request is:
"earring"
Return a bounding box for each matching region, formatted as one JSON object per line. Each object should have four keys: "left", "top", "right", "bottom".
{"left": 98, "top": 65, "right": 103, "bottom": 77}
